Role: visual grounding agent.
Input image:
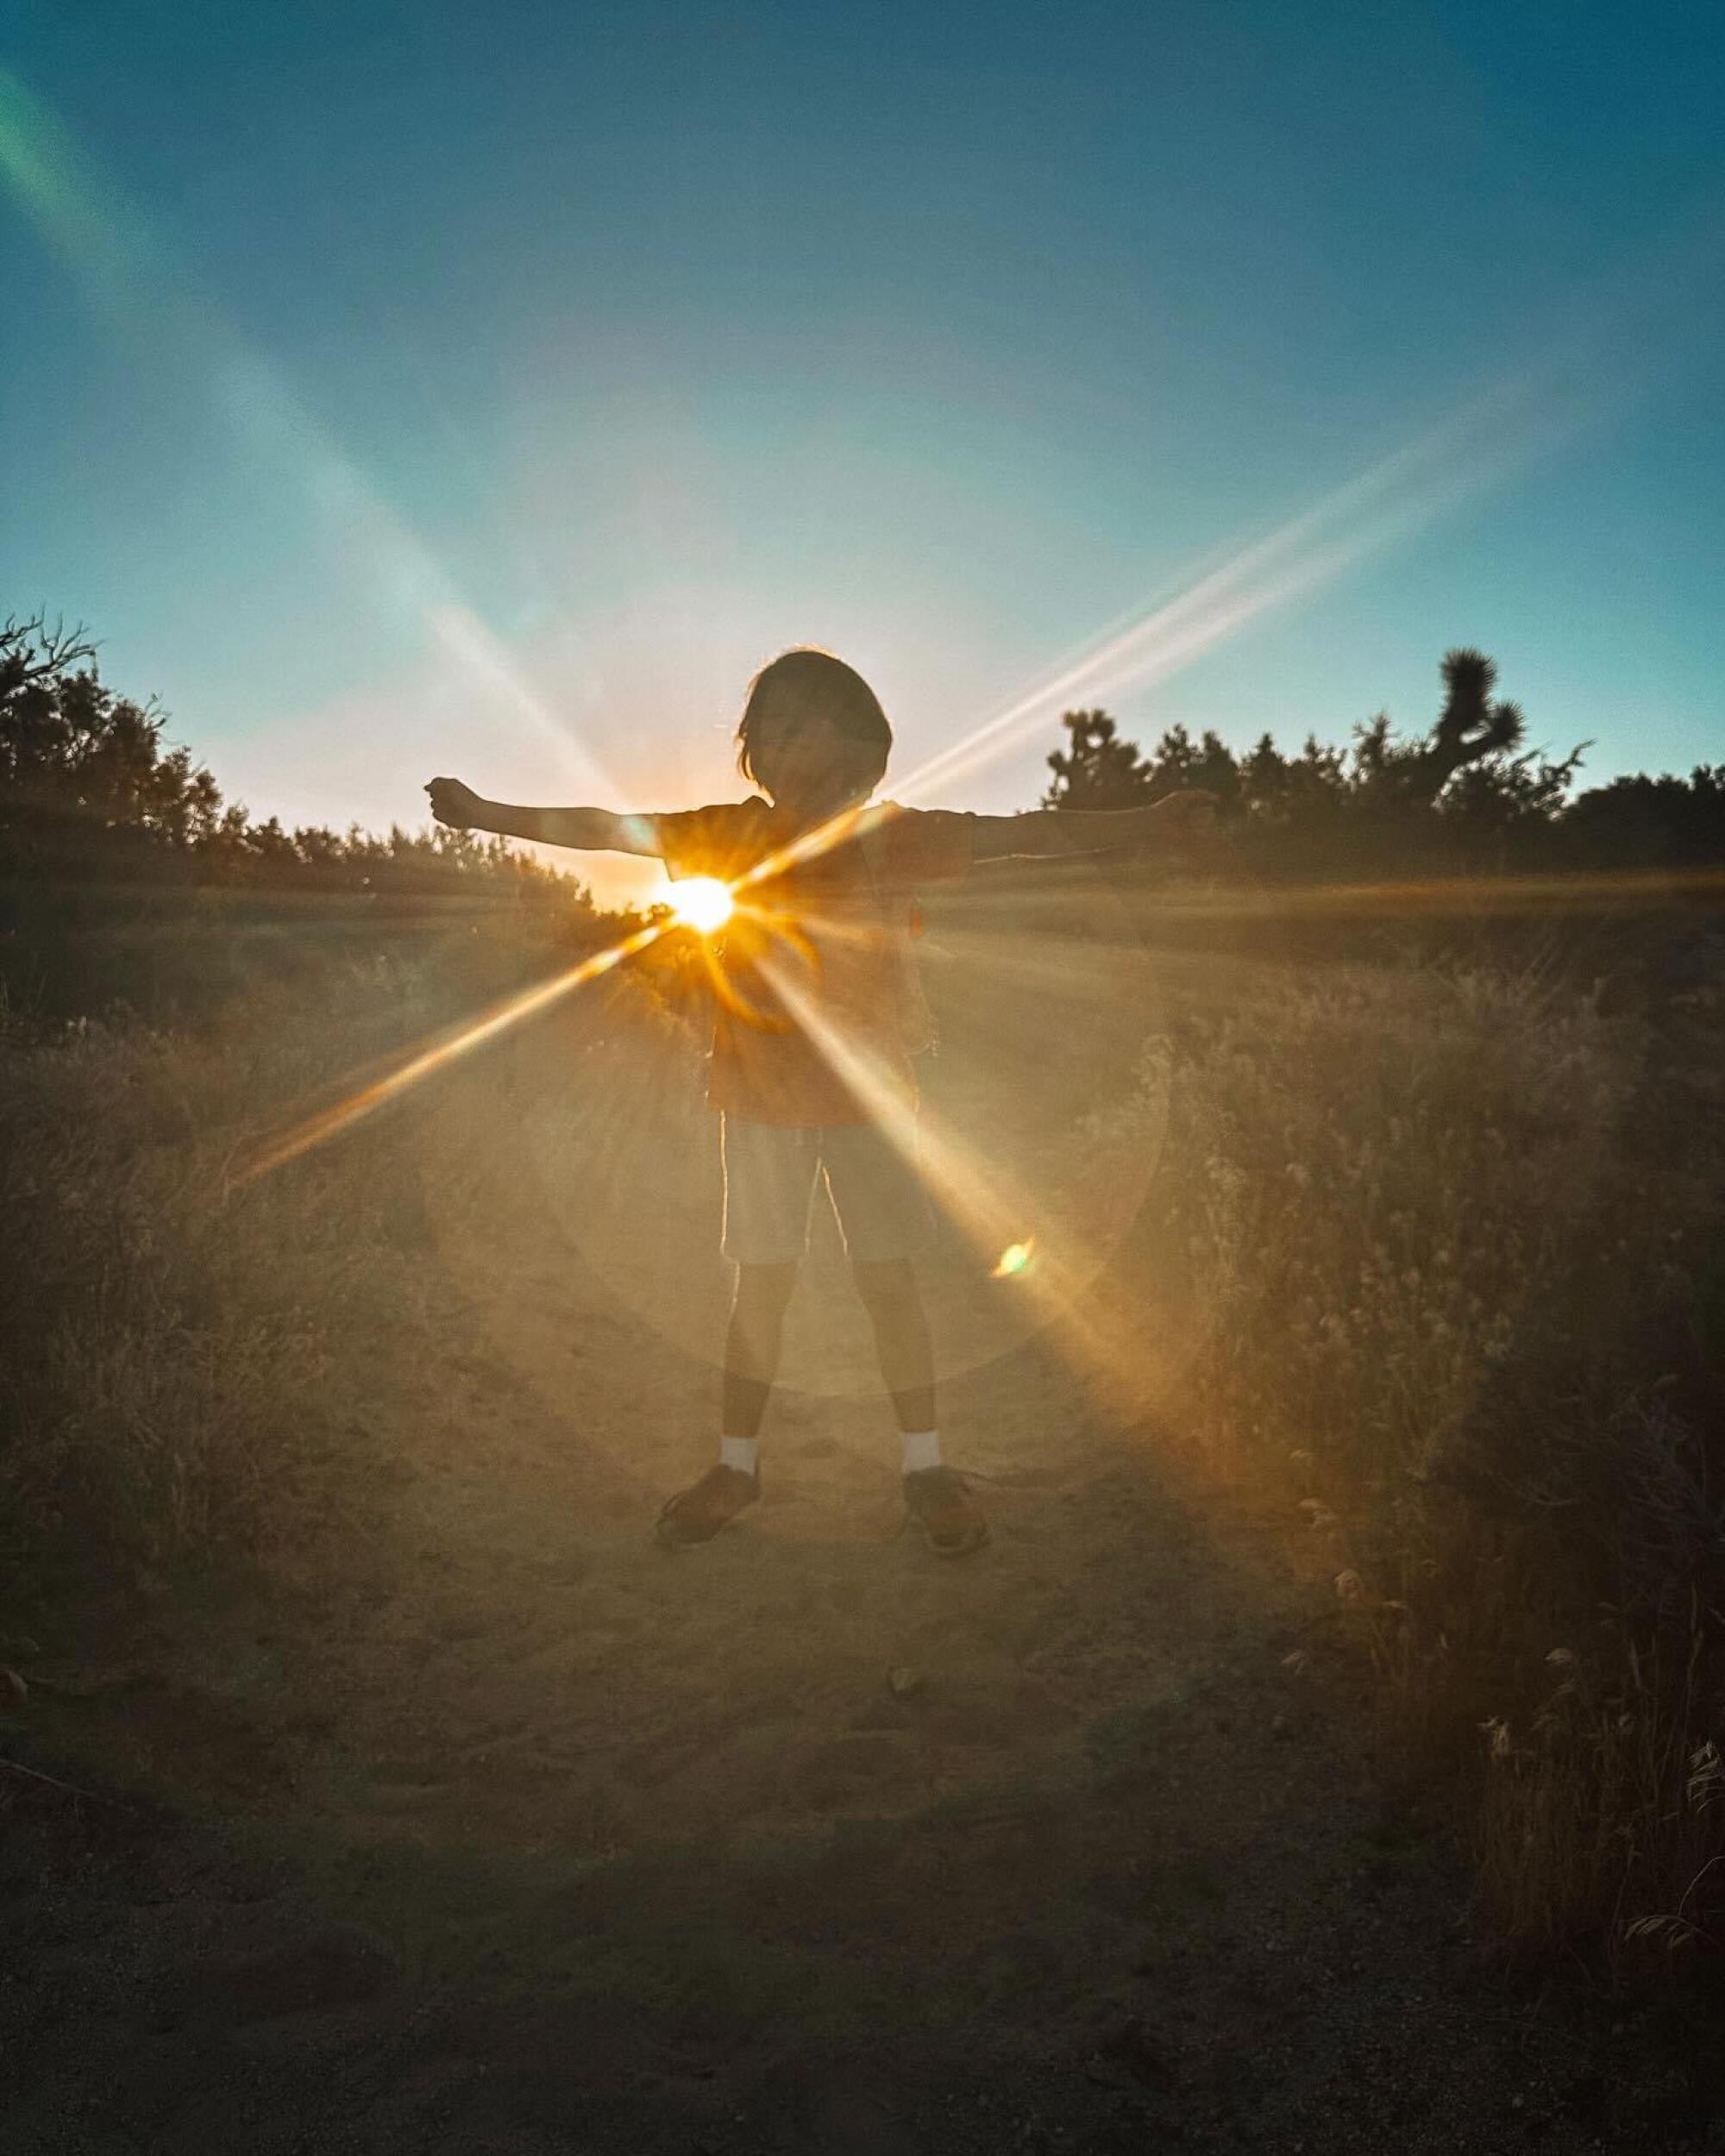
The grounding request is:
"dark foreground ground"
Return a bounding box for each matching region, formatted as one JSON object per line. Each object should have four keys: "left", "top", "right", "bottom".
{"left": 7, "top": 1006, "right": 1725, "bottom": 2155}
{"left": 7, "top": 1311, "right": 1724, "bottom": 2155}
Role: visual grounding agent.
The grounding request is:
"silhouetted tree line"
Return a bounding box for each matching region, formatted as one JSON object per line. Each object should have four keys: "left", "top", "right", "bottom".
{"left": 1044, "top": 648, "right": 1725, "bottom": 883}
{"left": 1, "top": 614, "right": 612, "bottom": 1018}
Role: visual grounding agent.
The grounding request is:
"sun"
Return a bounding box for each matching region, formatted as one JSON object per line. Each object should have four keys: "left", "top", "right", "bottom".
{"left": 666, "top": 875, "right": 735, "bottom": 935}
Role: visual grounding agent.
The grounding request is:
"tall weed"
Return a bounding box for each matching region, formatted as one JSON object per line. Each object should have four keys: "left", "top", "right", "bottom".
{"left": 1105, "top": 958, "right": 1725, "bottom": 1951}
{"left": 0, "top": 937, "right": 678, "bottom": 1584}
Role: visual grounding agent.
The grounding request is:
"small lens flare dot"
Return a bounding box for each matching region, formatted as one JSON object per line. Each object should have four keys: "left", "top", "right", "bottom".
{"left": 667, "top": 876, "right": 734, "bottom": 934}
{"left": 991, "top": 1239, "right": 1035, "bottom": 1279}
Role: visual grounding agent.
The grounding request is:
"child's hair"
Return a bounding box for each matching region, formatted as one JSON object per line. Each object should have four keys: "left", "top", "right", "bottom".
{"left": 737, "top": 648, "right": 893, "bottom": 799}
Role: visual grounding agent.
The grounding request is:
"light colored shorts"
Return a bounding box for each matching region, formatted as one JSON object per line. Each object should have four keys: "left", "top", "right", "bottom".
{"left": 720, "top": 1116, "right": 935, "bottom": 1267}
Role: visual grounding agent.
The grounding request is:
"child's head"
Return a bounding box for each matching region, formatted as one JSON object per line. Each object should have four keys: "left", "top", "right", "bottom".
{"left": 737, "top": 649, "right": 892, "bottom": 811}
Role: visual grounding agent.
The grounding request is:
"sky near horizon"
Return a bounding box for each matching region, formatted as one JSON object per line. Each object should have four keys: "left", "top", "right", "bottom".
{"left": 3, "top": 1, "right": 1722, "bottom": 906}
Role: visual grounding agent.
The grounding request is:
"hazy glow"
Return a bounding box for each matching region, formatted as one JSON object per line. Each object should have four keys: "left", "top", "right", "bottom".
{"left": 664, "top": 875, "right": 735, "bottom": 934}
{"left": 992, "top": 1240, "right": 1035, "bottom": 1279}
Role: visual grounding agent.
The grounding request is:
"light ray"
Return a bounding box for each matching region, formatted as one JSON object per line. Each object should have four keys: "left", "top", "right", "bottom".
{"left": 693, "top": 217, "right": 1716, "bottom": 901}
{"left": 1107, "top": 862, "right": 1725, "bottom": 924}
{"left": 613, "top": 376, "right": 1567, "bottom": 912}
{"left": 227, "top": 923, "right": 665, "bottom": 1187}
{"left": 755, "top": 954, "right": 1148, "bottom": 1403}
{"left": 895, "top": 382, "right": 1588, "bottom": 808}
{"left": 895, "top": 209, "right": 1722, "bottom": 812}
{"left": 0, "top": 67, "right": 614, "bottom": 803}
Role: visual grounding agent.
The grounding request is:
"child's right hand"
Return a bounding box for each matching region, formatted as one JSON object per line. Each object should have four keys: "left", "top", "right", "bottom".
{"left": 426, "top": 777, "right": 486, "bottom": 830}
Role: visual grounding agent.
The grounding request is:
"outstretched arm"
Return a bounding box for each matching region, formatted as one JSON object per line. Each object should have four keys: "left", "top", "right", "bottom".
{"left": 969, "top": 789, "right": 1218, "bottom": 862}
{"left": 424, "top": 778, "right": 663, "bottom": 856}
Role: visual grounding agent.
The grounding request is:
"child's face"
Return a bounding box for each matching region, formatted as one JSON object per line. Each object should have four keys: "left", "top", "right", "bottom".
{"left": 750, "top": 706, "right": 869, "bottom": 812}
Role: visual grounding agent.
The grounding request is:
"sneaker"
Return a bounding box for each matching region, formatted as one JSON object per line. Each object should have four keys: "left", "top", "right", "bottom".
{"left": 902, "top": 1465, "right": 989, "bottom": 1557}
{"left": 656, "top": 1463, "right": 760, "bottom": 1548}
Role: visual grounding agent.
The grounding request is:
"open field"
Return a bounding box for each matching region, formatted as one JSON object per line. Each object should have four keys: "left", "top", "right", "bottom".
{"left": 3, "top": 877, "right": 1723, "bottom": 2151}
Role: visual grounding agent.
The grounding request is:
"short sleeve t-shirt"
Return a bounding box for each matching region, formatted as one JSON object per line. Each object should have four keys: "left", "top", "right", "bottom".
{"left": 653, "top": 798, "right": 974, "bottom": 1125}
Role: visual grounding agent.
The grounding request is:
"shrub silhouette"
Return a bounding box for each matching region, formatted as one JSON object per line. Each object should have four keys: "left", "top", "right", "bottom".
{"left": 1, "top": 612, "right": 614, "bottom": 1019}
{"left": 1043, "top": 644, "right": 1722, "bottom": 882}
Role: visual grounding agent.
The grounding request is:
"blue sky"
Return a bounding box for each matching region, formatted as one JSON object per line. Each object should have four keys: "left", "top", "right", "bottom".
{"left": 3, "top": 2, "right": 1721, "bottom": 900}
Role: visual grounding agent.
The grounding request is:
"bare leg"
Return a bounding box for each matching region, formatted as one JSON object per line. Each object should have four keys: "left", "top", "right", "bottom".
{"left": 851, "top": 1257, "right": 937, "bottom": 1433}
{"left": 721, "top": 1261, "right": 799, "bottom": 1439}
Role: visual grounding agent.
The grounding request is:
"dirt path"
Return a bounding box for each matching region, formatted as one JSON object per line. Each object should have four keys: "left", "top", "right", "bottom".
{"left": 3, "top": 1028, "right": 1698, "bottom": 2152}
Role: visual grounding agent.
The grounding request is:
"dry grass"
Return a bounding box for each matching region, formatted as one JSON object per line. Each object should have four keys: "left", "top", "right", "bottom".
{"left": 0, "top": 972, "right": 418, "bottom": 1579}
{"left": 1101, "top": 949, "right": 1725, "bottom": 1954}
{"left": 0, "top": 931, "right": 675, "bottom": 1586}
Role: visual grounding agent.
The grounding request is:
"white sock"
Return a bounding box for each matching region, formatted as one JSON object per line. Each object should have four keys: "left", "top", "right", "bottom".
{"left": 900, "top": 1429, "right": 942, "bottom": 1476}
{"left": 719, "top": 1436, "right": 759, "bottom": 1476}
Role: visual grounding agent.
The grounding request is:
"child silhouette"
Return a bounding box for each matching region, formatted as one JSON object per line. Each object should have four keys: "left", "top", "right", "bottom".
{"left": 428, "top": 648, "right": 1212, "bottom": 1554}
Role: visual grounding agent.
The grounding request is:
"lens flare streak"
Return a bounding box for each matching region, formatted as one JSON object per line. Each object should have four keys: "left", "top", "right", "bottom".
{"left": 755, "top": 956, "right": 1132, "bottom": 1395}
{"left": 0, "top": 68, "right": 617, "bottom": 805}
{"left": 227, "top": 924, "right": 665, "bottom": 1188}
